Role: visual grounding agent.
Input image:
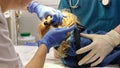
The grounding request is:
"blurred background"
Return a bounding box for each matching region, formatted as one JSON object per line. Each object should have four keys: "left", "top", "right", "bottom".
{"left": 4, "top": 0, "right": 60, "bottom": 45}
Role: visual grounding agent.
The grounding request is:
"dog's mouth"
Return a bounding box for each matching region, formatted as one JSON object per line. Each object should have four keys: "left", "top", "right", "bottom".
{"left": 43, "top": 15, "right": 77, "bottom": 29}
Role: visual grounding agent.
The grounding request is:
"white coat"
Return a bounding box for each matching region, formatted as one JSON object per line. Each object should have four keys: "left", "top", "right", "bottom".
{"left": 0, "top": 6, "right": 24, "bottom": 68}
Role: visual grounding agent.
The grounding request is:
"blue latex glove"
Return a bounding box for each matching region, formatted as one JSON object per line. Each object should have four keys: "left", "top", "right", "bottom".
{"left": 38, "top": 25, "right": 76, "bottom": 51}
{"left": 28, "top": 1, "right": 63, "bottom": 25}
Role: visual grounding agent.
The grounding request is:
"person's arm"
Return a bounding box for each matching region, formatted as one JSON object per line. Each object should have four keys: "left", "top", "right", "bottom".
{"left": 25, "top": 44, "right": 47, "bottom": 68}
{"left": 76, "top": 25, "right": 120, "bottom": 67}
{"left": 25, "top": 25, "right": 75, "bottom": 68}
{"left": 27, "top": 0, "right": 63, "bottom": 25}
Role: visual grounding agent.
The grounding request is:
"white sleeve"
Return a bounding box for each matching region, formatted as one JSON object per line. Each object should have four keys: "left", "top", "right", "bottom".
{"left": 0, "top": 11, "right": 24, "bottom": 68}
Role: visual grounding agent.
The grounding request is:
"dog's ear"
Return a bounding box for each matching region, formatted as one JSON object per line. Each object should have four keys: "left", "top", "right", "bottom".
{"left": 38, "top": 22, "right": 44, "bottom": 39}
{"left": 38, "top": 21, "right": 49, "bottom": 39}
{"left": 61, "top": 11, "right": 78, "bottom": 27}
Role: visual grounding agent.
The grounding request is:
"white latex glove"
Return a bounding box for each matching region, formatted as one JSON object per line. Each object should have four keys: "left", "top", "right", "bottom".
{"left": 76, "top": 30, "right": 120, "bottom": 67}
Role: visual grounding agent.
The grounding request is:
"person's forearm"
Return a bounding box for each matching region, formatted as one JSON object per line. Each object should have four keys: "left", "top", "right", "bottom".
{"left": 25, "top": 44, "right": 48, "bottom": 68}
{"left": 113, "top": 25, "right": 120, "bottom": 34}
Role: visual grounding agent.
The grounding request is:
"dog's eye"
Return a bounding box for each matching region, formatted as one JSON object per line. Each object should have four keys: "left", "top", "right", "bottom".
{"left": 63, "top": 47, "right": 70, "bottom": 52}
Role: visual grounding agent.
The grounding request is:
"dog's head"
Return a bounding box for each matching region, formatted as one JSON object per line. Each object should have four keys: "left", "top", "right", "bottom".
{"left": 38, "top": 11, "right": 79, "bottom": 38}
{"left": 38, "top": 11, "right": 81, "bottom": 58}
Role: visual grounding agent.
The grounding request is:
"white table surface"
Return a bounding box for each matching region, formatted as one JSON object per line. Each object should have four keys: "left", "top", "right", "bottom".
{"left": 14, "top": 46, "right": 119, "bottom": 68}
{"left": 14, "top": 46, "right": 69, "bottom": 68}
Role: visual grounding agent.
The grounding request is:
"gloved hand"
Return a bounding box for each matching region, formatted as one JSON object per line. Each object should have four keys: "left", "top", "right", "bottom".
{"left": 28, "top": 1, "right": 63, "bottom": 25}
{"left": 76, "top": 30, "right": 120, "bottom": 67}
{"left": 38, "top": 25, "right": 75, "bottom": 51}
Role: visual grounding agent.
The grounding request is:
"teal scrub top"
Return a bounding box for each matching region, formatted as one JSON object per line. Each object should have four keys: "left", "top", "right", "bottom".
{"left": 58, "top": 0, "right": 120, "bottom": 32}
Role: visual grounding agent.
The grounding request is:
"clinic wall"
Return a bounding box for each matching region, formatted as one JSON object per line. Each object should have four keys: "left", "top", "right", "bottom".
{"left": 18, "top": 0, "right": 60, "bottom": 42}
{"left": 18, "top": 10, "right": 40, "bottom": 41}
{"left": 38, "top": 0, "right": 60, "bottom": 8}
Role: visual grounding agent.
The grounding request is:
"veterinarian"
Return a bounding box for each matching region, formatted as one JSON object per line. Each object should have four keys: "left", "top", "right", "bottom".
{"left": 0, "top": 0, "right": 76, "bottom": 68}
{"left": 58, "top": 0, "right": 120, "bottom": 67}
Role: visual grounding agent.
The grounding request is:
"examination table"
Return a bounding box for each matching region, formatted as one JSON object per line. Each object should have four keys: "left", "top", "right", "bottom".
{"left": 15, "top": 46, "right": 69, "bottom": 68}
{"left": 15, "top": 46, "right": 119, "bottom": 68}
